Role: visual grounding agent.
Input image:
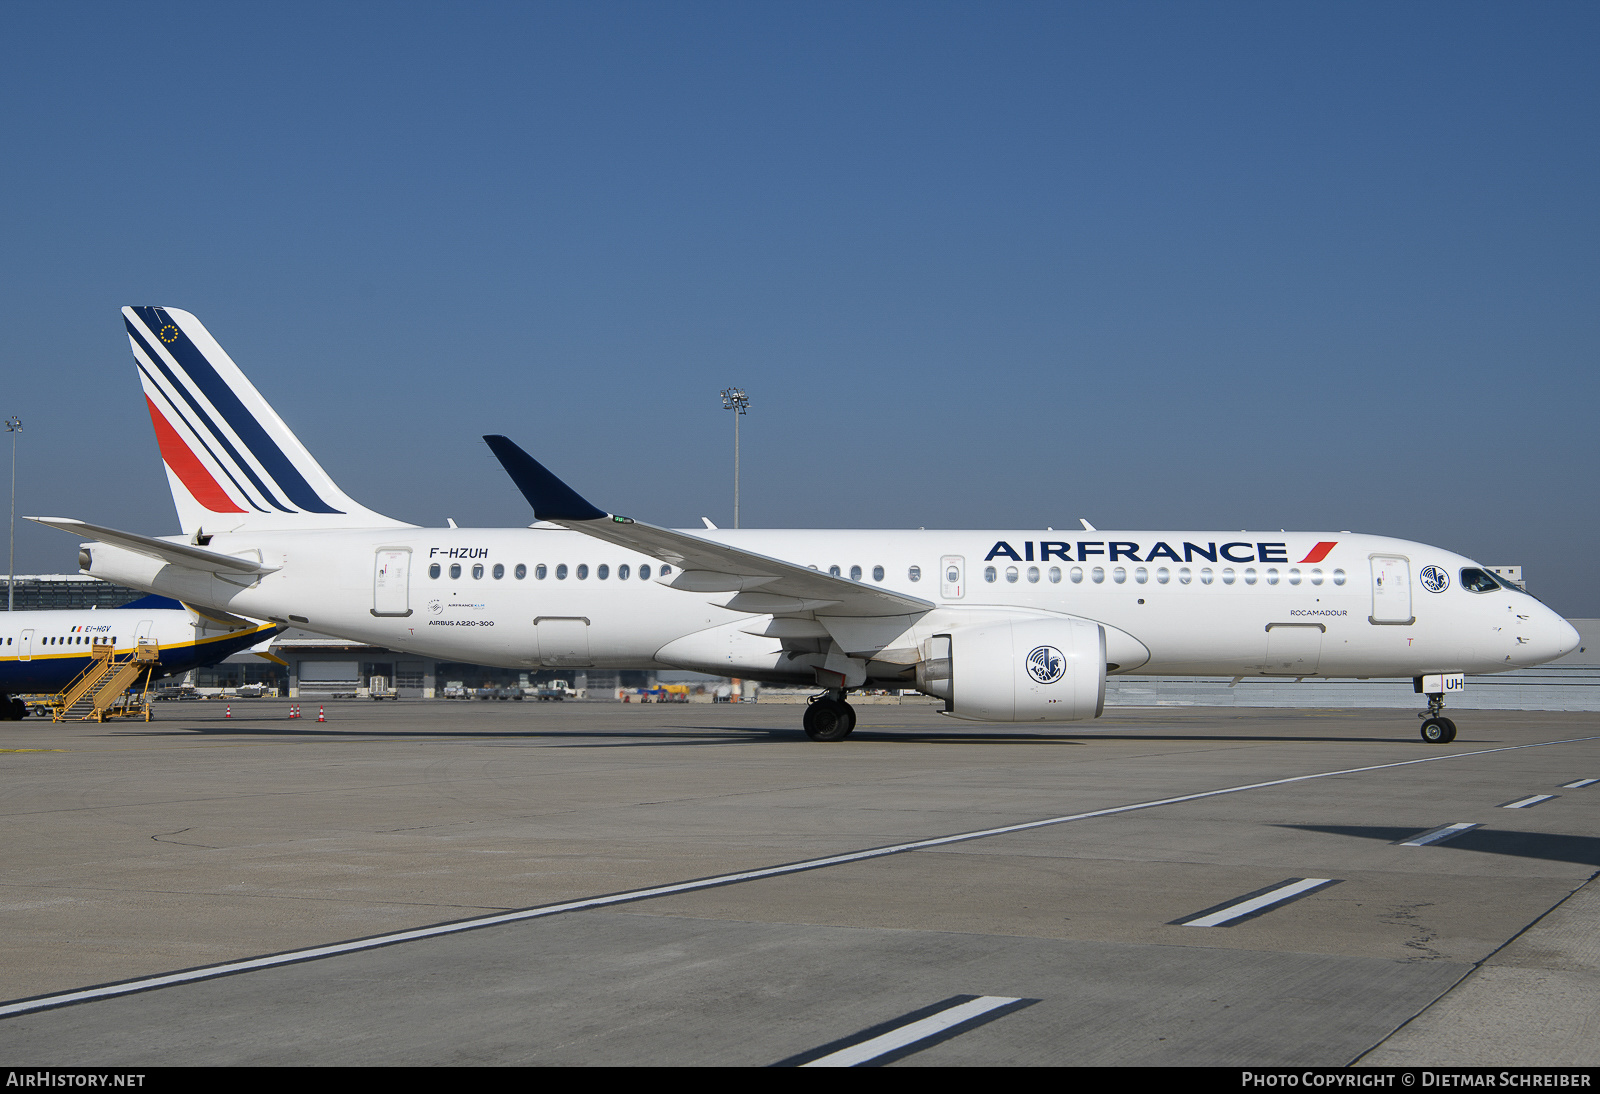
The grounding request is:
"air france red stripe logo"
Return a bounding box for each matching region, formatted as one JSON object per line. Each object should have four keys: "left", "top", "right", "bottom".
{"left": 1299, "top": 542, "right": 1337, "bottom": 564}
{"left": 144, "top": 396, "right": 247, "bottom": 514}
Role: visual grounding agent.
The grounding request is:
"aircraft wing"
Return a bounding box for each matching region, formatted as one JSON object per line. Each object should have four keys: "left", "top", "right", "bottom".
{"left": 27, "top": 517, "right": 279, "bottom": 576}
{"left": 483, "top": 436, "right": 933, "bottom": 619}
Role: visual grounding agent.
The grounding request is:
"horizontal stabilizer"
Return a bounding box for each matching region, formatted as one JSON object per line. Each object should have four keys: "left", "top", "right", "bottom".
{"left": 28, "top": 517, "right": 278, "bottom": 576}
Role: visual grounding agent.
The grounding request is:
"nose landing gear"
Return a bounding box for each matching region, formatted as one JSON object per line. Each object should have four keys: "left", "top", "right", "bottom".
{"left": 1418, "top": 692, "right": 1456, "bottom": 744}
{"left": 803, "top": 690, "right": 856, "bottom": 741}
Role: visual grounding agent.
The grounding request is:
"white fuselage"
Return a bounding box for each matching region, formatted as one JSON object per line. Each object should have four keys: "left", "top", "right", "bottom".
{"left": 80, "top": 526, "right": 1579, "bottom": 685}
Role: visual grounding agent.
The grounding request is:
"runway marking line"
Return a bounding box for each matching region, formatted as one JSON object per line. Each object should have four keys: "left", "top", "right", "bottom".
{"left": 1500, "top": 794, "right": 1558, "bottom": 809}
{"left": 1561, "top": 778, "right": 1596, "bottom": 789}
{"left": 773, "top": 994, "right": 1037, "bottom": 1067}
{"left": 1396, "top": 822, "right": 1479, "bottom": 847}
{"left": 1173, "top": 878, "right": 1341, "bottom": 927}
{"left": 1, "top": 732, "right": 1596, "bottom": 1021}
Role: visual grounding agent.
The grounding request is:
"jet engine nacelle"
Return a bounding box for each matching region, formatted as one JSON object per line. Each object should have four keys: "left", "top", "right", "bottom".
{"left": 918, "top": 616, "right": 1106, "bottom": 723}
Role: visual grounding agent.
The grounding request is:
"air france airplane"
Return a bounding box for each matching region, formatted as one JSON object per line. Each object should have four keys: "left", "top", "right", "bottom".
{"left": 30, "top": 307, "right": 1581, "bottom": 742}
{"left": 0, "top": 594, "right": 280, "bottom": 719}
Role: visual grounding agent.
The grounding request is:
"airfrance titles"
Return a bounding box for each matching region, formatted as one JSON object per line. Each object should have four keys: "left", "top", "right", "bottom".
{"left": 984, "top": 540, "right": 1299, "bottom": 565}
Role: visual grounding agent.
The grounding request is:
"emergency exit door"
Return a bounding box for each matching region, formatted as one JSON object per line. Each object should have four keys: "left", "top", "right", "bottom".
{"left": 941, "top": 556, "right": 965, "bottom": 599}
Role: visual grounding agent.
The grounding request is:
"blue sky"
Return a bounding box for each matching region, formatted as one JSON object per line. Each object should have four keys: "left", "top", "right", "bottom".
{"left": 2, "top": 2, "right": 1597, "bottom": 614}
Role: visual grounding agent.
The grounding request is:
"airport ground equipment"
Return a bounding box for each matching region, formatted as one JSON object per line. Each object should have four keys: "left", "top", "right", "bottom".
{"left": 50, "top": 641, "right": 159, "bottom": 722}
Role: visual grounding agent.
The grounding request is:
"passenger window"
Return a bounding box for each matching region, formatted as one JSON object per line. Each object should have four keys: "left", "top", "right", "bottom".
{"left": 660, "top": 565, "right": 672, "bottom": 576}
{"left": 1178, "top": 567, "right": 1191, "bottom": 585}
{"left": 619, "top": 564, "right": 630, "bottom": 580}
{"left": 1112, "top": 567, "right": 1126, "bottom": 584}
{"left": 1199, "top": 567, "right": 1213, "bottom": 585}
{"left": 429, "top": 563, "right": 441, "bottom": 579}
{"left": 1027, "top": 566, "right": 1039, "bottom": 583}
{"left": 1243, "top": 567, "right": 1257, "bottom": 585}
{"left": 1265, "top": 568, "right": 1279, "bottom": 585}
{"left": 1332, "top": 569, "right": 1345, "bottom": 585}
{"left": 535, "top": 564, "right": 547, "bottom": 579}
{"left": 1221, "top": 568, "right": 1235, "bottom": 585}
{"left": 829, "top": 565, "right": 841, "bottom": 577}
{"left": 556, "top": 564, "right": 568, "bottom": 580}
{"left": 1049, "top": 566, "right": 1061, "bottom": 583}
{"left": 1070, "top": 567, "right": 1083, "bottom": 583}
{"left": 472, "top": 563, "right": 484, "bottom": 579}
{"left": 984, "top": 566, "right": 997, "bottom": 583}
{"left": 577, "top": 564, "right": 589, "bottom": 580}
{"left": 1091, "top": 567, "right": 1105, "bottom": 584}
{"left": 1135, "top": 567, "right": 1148, "bottom": 584}
{"left": 850, "top": 565, "right": 862, "bottom": 581}
{"left": 640, "top": 564, "right": 652, "bottom": 580}
{"left": 1156, "top": 567, "right": 1169, "bottom": 585}
{"left": 1005, "top": 566, "right": 1019, "bottom": 583}
{"left": 1287, "top": 568, "right": 1301, "bottom": 586}
{"left": 449, "top": 563, "right": 461, "bottom": 579}
{"left": 1309, "top": 569, "right": 1322, "bottom": 586}
{"left": 598, "top": 564, "right": 609, "bottom": 580}
{"left": 515, "top": 564, "right": 527, "bottom": 579}
{"left": 493, "top": 563, "right": 505, "bottom": 580}
{"left": 909, "top": 566, "right": 921, "bottom": 582}
{"left": 872, "top": 565, "right": 884, "bottom": 582}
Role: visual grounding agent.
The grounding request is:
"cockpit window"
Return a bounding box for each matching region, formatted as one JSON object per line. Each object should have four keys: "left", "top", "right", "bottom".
{"left": 1460, "top": 568, "right": 1500, "bottom": 593}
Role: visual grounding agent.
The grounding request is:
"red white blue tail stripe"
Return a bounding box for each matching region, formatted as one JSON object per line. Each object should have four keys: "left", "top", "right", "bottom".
{"left": 124, "top": 307, "right": 407, "bottom": 533}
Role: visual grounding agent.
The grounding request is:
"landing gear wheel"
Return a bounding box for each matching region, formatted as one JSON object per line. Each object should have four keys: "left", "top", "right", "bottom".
{"left": 1420, "top": 717, "right": 1456, "bottom": 744}
{"left": 803, "top": 698, "right": 856, "bottom": 741}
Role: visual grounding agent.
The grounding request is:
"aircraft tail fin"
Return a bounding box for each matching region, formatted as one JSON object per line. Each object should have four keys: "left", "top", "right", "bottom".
{"left": 123, "top": 307, "right": 409, "bottom": 535}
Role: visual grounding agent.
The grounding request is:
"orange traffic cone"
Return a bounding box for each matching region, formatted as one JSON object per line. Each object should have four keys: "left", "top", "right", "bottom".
{"left": 317, "top": 706, "right": 326, "bottom": 722}
{"left": 225, "top": 705, "right": 231, "bottom": 719}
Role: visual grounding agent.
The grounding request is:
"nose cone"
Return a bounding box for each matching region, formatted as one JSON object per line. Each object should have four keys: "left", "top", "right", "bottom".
{"left": 1551, "top": 613, "right": 1582, "bottom": 660}
{"left": 1522, "top": 608, "right": 1582, "bottom": 667}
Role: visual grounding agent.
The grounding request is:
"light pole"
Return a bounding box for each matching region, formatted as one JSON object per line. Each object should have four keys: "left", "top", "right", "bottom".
{"left": 719, "top": 388, "right": 749, "bottom": 528}
{"left": 5, "top": 417, "right": 20, "bottom": 612}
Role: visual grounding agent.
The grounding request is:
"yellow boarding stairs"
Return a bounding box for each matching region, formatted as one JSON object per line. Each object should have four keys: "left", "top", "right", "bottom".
{"left": 51, "top": 641, "right": 161, "bottom": 722}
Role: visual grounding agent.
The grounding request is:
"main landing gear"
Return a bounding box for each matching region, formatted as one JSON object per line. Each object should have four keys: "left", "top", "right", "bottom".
{"left": 1418, "top": 692, "right": 1456, "bottom": 744}
{"left": 803, "top": 691, "right": 856, "bottom": 742}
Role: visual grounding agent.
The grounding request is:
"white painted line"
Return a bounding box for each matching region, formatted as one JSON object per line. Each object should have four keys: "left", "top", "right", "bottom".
{"left": 1501, "top": 794, "right": 1557, "bottom": 809}
{"left": 1561, "top": 778, "right": 1596, "bottom": 789}
{"left": 1398, "top": 822, "right": 1479, "bottom": 847}
{"left": 2, "top": 732, "right": 1595, "bottom": 1020}
{"left": 1177, "top": 878, "right": 1340, "bottom": 927}
{"left": 795, "top": 995, "right": 1027, "bottom": 1067}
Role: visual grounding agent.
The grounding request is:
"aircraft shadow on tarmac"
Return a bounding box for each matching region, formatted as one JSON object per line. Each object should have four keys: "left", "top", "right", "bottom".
{"left": 94, "top": 722, "right": 1410, "bottom": 747}
{"left": 1280, "top": 824, "right": 1600, "bottom": 868}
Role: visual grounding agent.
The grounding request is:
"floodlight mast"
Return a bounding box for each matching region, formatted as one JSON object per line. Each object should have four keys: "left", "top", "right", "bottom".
{"left": 5, "top": 417, "right": 20, "bottom": 612}
{"left": 719, "top": 388, "right": 749, "bottom": 529}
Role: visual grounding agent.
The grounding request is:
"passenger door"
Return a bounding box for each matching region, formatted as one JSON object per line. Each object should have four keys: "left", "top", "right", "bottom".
{"left": 1370, "top": 555, "right": 1414, "bottom": 625}
{"left": 372, "top": 548, "right": 413, "bottom": 617}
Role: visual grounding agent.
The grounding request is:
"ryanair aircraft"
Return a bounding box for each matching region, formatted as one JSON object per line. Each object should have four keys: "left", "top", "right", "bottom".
{"left": 0, "top": 594, "right": 280, "bottom": 719}
{"left": 31, "top": 307, "right": 1581, "bottom": 741}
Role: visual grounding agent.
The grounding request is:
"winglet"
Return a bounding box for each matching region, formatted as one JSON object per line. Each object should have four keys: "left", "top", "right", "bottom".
{"left": 482, "top": 436, "right": 608, "bottom": 522}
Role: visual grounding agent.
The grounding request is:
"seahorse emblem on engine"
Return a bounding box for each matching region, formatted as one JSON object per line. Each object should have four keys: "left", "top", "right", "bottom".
{"left": 1026, "top": 644, "right": 1066, "bottom": 684}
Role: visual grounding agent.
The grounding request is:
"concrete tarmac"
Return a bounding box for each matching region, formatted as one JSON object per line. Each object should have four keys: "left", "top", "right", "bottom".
{"left": 0, "top": 700, "right": 1595, "bottom": 1066}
